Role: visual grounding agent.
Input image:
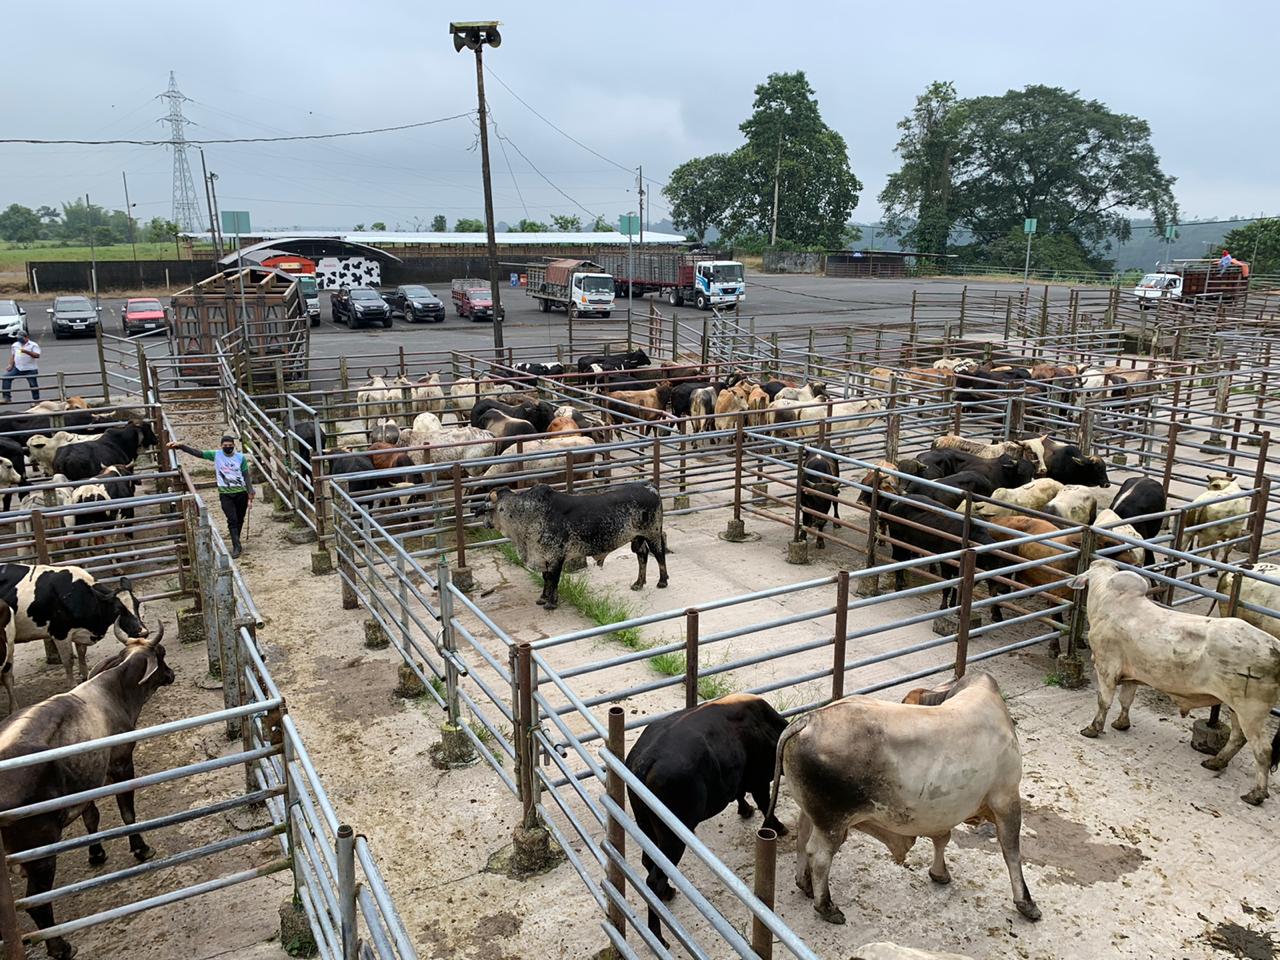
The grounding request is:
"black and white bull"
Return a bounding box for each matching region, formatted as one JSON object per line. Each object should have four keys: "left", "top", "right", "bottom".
{"left": 626, "top": 693, "right": 787, "bottom": 947}
{"left": 768, "top": 671, "right": 1040, "bottom": 926}
{"left": 1108, "top": 476, "right": 1166, "bottom": 566}
{"left": 0, "top": 627, "right": 174, "bottom": 960}
{"left": 0, "top": 564, "right": 147, "bottom": 685}
{"left": 799, "top": 445, "right": 841, "bottom": 549}
{"left": 1024, "top": 436, "right": 1110, "bottom": 487}
{"left": 485, "top": 482, "right": 669, "bottom": 609}
{"left": 576, "top": 349, "right": 650, "bottom": 374}
{"left": 916, "top": 448, "right": 1034, "bottom": 490}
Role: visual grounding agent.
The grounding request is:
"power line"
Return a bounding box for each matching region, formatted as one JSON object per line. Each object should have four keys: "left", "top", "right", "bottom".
{"left": 484, "top": 66, "right": 668, "bottom": 191}
{"left": 487, "top": 116, "right": 605, "bottom": 224}
{"left": 488, "top": 105, "right": 530, "bottom": 221}
{"left": 0, "top": 112, "right": 475, "bottom": 146}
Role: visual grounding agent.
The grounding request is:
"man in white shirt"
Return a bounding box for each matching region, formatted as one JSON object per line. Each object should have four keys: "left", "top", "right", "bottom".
{"left": 3, "top": 332, "right": 40, "bottom": 403}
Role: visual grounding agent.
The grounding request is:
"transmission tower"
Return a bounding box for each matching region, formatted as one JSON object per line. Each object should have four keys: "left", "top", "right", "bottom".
{"left": 158, "top": 71, "right": 203, "bottom": 232}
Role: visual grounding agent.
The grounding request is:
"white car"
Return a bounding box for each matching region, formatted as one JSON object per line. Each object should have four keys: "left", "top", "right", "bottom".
{"left": 0, "top": 300, "right": 26, "bottom": 340}
{"left": 1133, "top": 272, "right": 1181, "bottom": 308}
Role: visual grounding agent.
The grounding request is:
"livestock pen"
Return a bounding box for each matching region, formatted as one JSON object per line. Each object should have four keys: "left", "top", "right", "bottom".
{"left": 174, "top": 287, "right": 1280, "bottom": 958}
{"left": 0, "top": 414, "right": 415, "bottom": 957}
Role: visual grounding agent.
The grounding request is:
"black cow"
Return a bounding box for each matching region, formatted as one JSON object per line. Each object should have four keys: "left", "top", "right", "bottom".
{"left": 485, "top": 482, "right": 668, "bottom": 608}
{"left": 0, "top": 629, "right": 174, "bottom": 960}
{"left": 670, "top": 381, "right": 715, "bottom": 417}
{"left": 799, "top": 445, "right": 841, "bottom": 549}
{"left": 1, "top": 408, "right": 101, "bottom": 439}
{"left": 476, "top": 409, "right": 538, "bottom": 455}
{"left": 760, "top": 380, "right": 794, "bottom": 401}
{"left": 1109, "top": 476, "right": 1166, "bottom": 566}
{"left": 576, "top": 349, "right": 650, "bottom": 374}
{"left": 290, "top": 419, "right": 328, "bottom": 485}
{"left": 906, "top": 469, "right": 996, "bottom": 509}
{"left": 470, "top": 397, "right": 557, "bottom": 432}
{"left": 51, "top": 421, "right": 158, "bottom": 481}
{"left": 1038, "top": 439, "right": 1110, "bottom": 488}
{"left": 625, "top": 694, "right": 787, "bottom": 947}
{"left": 883, "top": 494, "right": 1007, "bottom": 621}
{"left": 512, "top": 361, "right": 565, "bottom": 377}
{"left": 0, "top": 563, "right": 147, "bottom": 685}
{"left": 916, "top": 449, "right": 1034, "bottom": 490}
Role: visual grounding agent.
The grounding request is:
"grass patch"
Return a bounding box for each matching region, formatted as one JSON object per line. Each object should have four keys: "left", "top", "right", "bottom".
{"left": 0, "top": 240, "right": 196, "bottom": 269}
{"left": 1043, "top": 672, "right": 1063, "bottom": 687}
{"left": 646, "top": 648, "right": 734, "bottom": 701}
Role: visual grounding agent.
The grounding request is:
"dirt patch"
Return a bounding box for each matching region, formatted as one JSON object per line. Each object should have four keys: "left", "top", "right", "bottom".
{"left": 292, "top": 654, "right": 402, "bottom": 725}
{"left": 1203, "top": 920, "right": 1277, "bottom": 960}
{"left": 954, "top": 804, "right": 1148, "bottom": 887}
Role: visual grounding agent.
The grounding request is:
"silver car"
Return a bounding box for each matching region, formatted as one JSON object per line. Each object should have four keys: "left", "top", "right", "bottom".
{"left": 48, "top": 295, "right": 101, "bottom": 339}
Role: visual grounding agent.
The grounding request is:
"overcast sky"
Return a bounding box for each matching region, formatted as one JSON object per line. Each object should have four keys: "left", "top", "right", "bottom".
{"left": 3, "top": 0, "right": 1275, "bottom": 233}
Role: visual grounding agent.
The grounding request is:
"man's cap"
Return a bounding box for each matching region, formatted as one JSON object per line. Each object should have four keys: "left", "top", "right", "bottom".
{"left": 220, "top": 434, "right": 236, "bottom": 443}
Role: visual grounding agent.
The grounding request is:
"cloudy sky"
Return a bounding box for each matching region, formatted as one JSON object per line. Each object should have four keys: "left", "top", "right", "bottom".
{"left": 3, "top": 0, "right": 1275, "bottom": 233}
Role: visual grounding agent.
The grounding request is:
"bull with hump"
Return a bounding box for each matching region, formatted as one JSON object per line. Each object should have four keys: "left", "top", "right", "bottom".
{"left": 625, "top": 693, "right": 787, "bottom": 948}
{"left": 484, "top": 482, "right": 668, "bottom": 609}
{"left": 0, "top": 627, "right": 173, "bottom": 960}
{"left": 0, "top": 563, "right": 147, "bottom": 686}
{"left": 767, "top": 671, "right": 1040, "bottom": 926}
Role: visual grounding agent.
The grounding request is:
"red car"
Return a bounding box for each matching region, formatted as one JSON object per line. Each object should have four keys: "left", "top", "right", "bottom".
{"left": 122, "top": 298, "right": 168, "bottom": 337}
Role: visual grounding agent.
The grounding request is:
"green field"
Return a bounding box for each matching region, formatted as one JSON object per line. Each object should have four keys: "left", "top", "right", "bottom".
{"left": 0, "top": 241, "right": 191, "bottom": 270}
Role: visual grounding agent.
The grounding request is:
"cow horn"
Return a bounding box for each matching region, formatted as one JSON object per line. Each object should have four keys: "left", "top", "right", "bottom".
{"left": 1072, "top": 455, "right": 1086, "bottom": 465}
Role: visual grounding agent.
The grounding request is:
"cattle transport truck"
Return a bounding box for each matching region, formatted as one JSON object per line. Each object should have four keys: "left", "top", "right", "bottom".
{"left": 1132, "top": 259, "right": 1250, "bottom": 308}
{"left": 595, "top": 249, "right": 746, "bottom": 310}
{"left": 526, "top": 258, "right": 615, "bottom": 318}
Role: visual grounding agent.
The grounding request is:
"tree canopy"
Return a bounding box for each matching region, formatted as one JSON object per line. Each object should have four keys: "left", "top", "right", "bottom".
{"left": 513, "top": 218, "right": 550, "bottom": 233}
{"left": 0, "top": 204, "right": 41, "bottom": 243}
{"left": 881, "top": 82, "right": 1177, "bottom": 267}
{"left": 663, "top": 71, "right": 860, "bottom": 249}
{"left": 551, "top": 213, "right": 582, "bottom": 232}
{"left": 454, "top": 218, "right": 485, "bottom": 232}
{"left": 1221, "top": 218, "right": 1280, "bottom": 276}
{"left": 430, "top": 214, "right": 448, "bottom": 232}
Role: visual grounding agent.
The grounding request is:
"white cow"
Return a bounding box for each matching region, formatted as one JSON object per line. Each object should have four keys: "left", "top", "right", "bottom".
{"left": 27, "top": 431, "right": 102, "bottom": 476}
{"left": 1073, "top": 558, "right": 1280, "bottom": 805}
{"left": 769, "top": 671, "right": 1040, "bottom": 925}
{"left": 1043, "top": 484, "right": 1114, "bottom": 524}
{"left": 1213, "top": 563, "right": 1280, "bottom": 641}
{"left": 356, "top": 375, "right": 396, "bottom": 432}
{"left": 931, "top": 435, "right": 1028, "bottom": 461}
{"left": 1185, "top": 475, "right": 1249, "bottom": 565}
{"left": 974, "top": 478, "right": 1064, "bottom": 518}
{"left": 796, "top": 398, "right": 884, "bottom": 438}
{"left": 481, "top": 435, "right": 596, "bottom": 479}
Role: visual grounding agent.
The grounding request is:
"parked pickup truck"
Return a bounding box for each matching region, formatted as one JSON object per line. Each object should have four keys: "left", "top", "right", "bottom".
{"left": 388, "top": 284, "right": 446, "bottom": 323}
{"left": 331, "top": 286, "right": 392, "bottom": 328}
{"left": 451, "top": 278, "right": 503, "bottom": 322}
{"left": 526, "top": 259, "right": 614, "bottom": 318}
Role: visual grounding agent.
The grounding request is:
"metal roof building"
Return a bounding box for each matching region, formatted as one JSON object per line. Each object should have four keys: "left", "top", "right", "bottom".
{"left": 187, "top": 230, "right": 686, "bottom": 247}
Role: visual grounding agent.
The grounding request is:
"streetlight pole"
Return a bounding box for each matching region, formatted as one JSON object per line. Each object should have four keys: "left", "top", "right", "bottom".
{"left": 198, "top": 147, "right": 222, "bottom": 259}
{"left": 452, "top": 20, "right": 505, "bottom": 354}
{"left": 121, "top": 171, "right": 141, "bottom": 286}
{"left": 85, "top": 193, "right": 100, "bottom": 313}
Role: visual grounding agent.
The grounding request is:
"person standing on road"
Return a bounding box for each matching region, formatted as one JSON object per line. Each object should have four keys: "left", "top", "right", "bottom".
{"left": 168, "top": 434, "right": 255, "bottom": 558}
{"left": 2, "top": 331, "right": 41, "bottom": 404}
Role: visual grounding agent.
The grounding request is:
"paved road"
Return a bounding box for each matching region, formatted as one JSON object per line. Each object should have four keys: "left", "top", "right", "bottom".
{"left": 6, "top": 274, "right": 1075, "bottom": 394}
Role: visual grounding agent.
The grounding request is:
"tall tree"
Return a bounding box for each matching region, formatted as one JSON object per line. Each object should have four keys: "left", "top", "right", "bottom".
{"left": 513, "top": 218, "right": 549, "bottom": 233}
{"left": 0, "top": 204, "right": 41, "bottom": 243}
{"left": 590, "top": 215, "right": 614, "bottom": 232}
{"left": 454, "top": 218, "right": 485, "bottom": 232}
{"left": 1220, "top": 218, "right": 1280, "bottom": 275}
{"left": 951, "top": 85, "right": 1176, "bottom": 247}
{"left": 726, "top": 72, "right": 861, "bottom": 248}
{"left": 430, "top": 214, "right": 448, "bottom": 231}
{"left": 145, "top": 217, "right": 180, "bottom": 244}
{"left": 663, "top": 153, "right": 734, "bottom": 243}
{"left": 370, "top": 221, "right": 387, "bottom": 231}
{"left": 879, "top": 81, "right": 962, "bottom": 255}
{"left": 551, "top": 213, "right": 582, "bottom": 232}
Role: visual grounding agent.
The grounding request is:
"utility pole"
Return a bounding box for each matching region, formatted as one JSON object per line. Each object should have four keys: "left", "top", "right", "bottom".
{"left": 198, "top": 147, "right": 222, "bottom": 259}
{"left": 121, "top": 172, "right": 141, "bottom": 286}
{"left": 208, "top": 170, "right": 224, "bottom": 256}
{"left": 770, "top": 137, "right": 782, "bottom": 246}
{"left": 451, "top": 20, "right": 505, "bottom": 353}
{"left": 86, "top": 193, "right": 100, "bottom": 313}
{"left": 638, "top": 165, "right": 644, "bottom": 246}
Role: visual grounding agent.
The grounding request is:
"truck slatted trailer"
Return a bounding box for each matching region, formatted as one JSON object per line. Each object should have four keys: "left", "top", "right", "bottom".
{"left": 593, "top": 248, "right": 746, "bottom": 310}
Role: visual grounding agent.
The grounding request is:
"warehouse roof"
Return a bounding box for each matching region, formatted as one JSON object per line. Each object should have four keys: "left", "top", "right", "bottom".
{"left": 188, "top": 230, "right": 687, "bottom": 246}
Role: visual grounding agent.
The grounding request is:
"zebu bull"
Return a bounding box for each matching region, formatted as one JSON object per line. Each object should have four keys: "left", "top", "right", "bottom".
{"left": 0, "top": 627, "right": 173, "bottom": 960}
{"left": 768, "top": 671, "right": 1040, "bottom": 925}
{"left": 485, "top": 483, "right": 668, "bottom": 608}
{"left": 0, "top": 564, "right": 147, "bottom": 685}
{"left": 1073, "top": 559, "right": 1280, "bottom": 805}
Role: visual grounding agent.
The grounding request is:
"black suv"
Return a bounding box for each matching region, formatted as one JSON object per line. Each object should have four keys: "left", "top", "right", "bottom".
{"left": 331, "top": 286, "right": 392, "bottom": 328}
{"left": 388, "top": 284, "right": 445, "bottom": 323}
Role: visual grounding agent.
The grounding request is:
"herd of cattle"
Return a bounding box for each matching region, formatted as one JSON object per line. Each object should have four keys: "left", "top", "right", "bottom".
{"left": 0, "top": 345, "right": 1274, "bottom": 958}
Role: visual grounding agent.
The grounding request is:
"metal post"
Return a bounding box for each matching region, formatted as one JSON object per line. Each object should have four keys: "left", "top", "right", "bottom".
{"left": 791, "top": 443, "right": 806, "bottom": 543}
{"left": 0, "top": 833, "right": 26, "bottom": 960}
{"left": 438, "top": 559, "right": 463, "bottom": 727}
{"left": 732, "top": 420, "right": 744, "bottom": 522}
{"left": 885, "top": 376, "right": 899, "bottom": 463}
{"left": 95, "top": 323, "right": 111, "bottom": 404}
{"left": 684, "top": 608, "right": 699, "bottom": 709}
{"left": 831, "top": 570, "right": 849, "bottom": 701}
{"left": 334, "top": 823, "right": 358, "bottom": 960}
{"left": 1247, "top": 476, "right": 1270, "bottom": 565}
{"left": 214, "top": 552, "right": 242, "bottom": 738}
{"left": 750, "top": 827, "right": 778, "bottom": 960}
{"left": 605, "top": 705, "right": 627, "bottom": 939}
{"left": 1161, "top": 420, "right": 1180, "bottom": 493}
{"left": 452, "top": 463, "right": 468, "bottom": 565}
{"left": 864, "top": 471, "right": 881, "bottom": 571}
{"left": 1066, "top": 527, "right": 1095, "bottom": 658}
{"left": 954, "top": 549, "right": 976, "bottom": 676}
{"left": 515, "top": 642, "right": 536, "bottom": 828}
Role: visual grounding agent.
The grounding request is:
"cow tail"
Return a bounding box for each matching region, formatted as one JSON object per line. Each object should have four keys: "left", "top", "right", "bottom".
{"left": 1272, "top": 720, "right": 1280, "bottom": 772}
{"left": 765, "top": 715, "right": 811, "bottom": 823}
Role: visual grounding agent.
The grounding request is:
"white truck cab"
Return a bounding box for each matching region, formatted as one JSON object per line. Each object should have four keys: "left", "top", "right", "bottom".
{"left": 694, "top": 260, "right": 746, "bottom": 308}
{"left": 1133, "top": 272, "right": 1181, "bottom": 307}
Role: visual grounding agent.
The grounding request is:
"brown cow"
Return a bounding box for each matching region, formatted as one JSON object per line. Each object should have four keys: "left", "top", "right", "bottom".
{"left": 601, "top": 381, "right": 673, "bottom": 435}
{"left": 715, "top": 380, "right": 754, "bottom": 431}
